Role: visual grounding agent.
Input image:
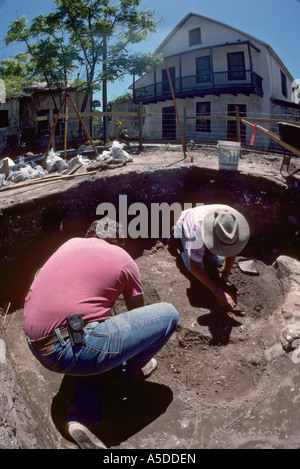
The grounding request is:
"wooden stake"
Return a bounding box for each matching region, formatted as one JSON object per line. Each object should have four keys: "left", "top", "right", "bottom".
{"left": 165, "top": 63, "right": 186, "bottom": 159}
{"left": 42, "top": 96, "right": 67, "bottom": 169}
{"left": 235, "top": 106, "right": 241, "bottom": 143}
{"left": 68, "top": 94, "right": 100, "bottom": 157}
{"left": 64, "top": 98, "right": 68, "bottom": 160}
{"left": 139, "top": 101, "right": 143, "bottom": 153}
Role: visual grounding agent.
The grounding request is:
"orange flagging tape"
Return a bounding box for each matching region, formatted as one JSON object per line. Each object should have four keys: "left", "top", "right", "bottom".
{"left": 250, "top": 124, "right": 257, "bottom": 146}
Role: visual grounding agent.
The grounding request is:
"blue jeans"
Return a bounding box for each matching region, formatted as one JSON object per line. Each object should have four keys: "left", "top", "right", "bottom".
{"left": 27, "top": 302, "right": 179, "bottom": 428}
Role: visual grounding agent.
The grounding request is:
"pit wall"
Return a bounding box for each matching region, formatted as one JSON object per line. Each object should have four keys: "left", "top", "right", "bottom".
{"left": 0, "top": 165, "right": 299, "bottom": 309}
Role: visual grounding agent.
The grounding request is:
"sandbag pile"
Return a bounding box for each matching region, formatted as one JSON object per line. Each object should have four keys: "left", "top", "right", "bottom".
{"left": 96, "top": 141, "right": 133, "bottom": 163}
{"left": 0, "top": 142, "right": 133, "bottom": 188}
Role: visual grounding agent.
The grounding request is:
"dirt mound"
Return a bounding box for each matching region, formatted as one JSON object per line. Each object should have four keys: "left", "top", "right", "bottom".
{"left": 229, "top": 259, "right": 283, "bottom": 319}
{"left": 129, "top": 243, "right": 284, "bottom": 406}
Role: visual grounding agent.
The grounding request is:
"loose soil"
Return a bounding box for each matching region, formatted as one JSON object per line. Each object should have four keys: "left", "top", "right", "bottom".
{"left": 1, "top": 146, "right": 300, "bottom": 450}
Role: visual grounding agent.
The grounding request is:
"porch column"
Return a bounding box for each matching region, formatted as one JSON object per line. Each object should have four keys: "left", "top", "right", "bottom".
{"left": 247, "top": 42, "right": 253, "bottom": 86}
{"left": 179, "top": 54, "right": 182, "bottom": 92}
{"left": 210, "top": 47, "right": 214, "bottom": 87}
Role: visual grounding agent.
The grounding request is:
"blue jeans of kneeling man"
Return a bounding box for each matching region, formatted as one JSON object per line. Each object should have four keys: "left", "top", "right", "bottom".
{"left": 27, "top": 302, "right": 179, "bottom": 428}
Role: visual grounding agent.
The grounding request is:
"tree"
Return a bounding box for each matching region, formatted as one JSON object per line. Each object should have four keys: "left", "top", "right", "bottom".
{"left": 0, "top": 53, "right": 37, "bottom": 98}
{"left": 53, "top": 0, "right": 162, "bottom": 140}
{"left": 5, "top": 1, "right": 162, "bottom": 140}
{"left": 5, "top": 14, "right": 80, "bottom": 110}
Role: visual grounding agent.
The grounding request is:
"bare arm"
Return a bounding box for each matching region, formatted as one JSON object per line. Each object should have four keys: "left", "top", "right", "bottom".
{"left": 190, "top": 258, "right": 235, "bottom": 310}
{"left": 221, "top": 256, "right": 236, "bottom": 280}
{"left": 124, "top": 294, "right": 145, "bottom": 311}
{"left": 190, "top": 258, "right": 219, "bottom": 293}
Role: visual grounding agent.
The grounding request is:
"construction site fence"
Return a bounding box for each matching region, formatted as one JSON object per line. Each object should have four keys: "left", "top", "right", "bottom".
{"left": 1, "top": 106, "right": 299, "bottom": 158}
{"left": 94, "top": 107, "right": 300, "bottom": 156}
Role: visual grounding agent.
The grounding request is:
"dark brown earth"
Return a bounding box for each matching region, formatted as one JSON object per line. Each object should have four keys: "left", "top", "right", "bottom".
{"left": 1, "top": 145, "right": 300, "bottom": 450}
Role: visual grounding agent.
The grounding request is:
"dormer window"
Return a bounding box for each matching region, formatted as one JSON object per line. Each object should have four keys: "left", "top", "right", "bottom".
{"left": 189, "top": 27, "right": 202, "bottom": 46}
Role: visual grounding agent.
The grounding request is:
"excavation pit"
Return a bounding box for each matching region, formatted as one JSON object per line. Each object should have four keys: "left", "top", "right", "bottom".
{"left": 1, "top": 150, "right": 300, "bottom": 449}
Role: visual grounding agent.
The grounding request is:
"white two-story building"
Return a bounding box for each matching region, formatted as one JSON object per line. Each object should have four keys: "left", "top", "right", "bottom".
{"left": 131, "top": 13, "right": 299, "bottom": 148}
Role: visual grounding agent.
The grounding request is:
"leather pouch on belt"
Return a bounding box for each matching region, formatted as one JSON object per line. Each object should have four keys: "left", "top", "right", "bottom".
{"left": 66, "top": 314, "right": 85, "bottom": 346}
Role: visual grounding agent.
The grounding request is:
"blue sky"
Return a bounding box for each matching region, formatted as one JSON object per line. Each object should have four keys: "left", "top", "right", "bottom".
{"left": 0, "top": 0, "right": 299, "bottom": 105}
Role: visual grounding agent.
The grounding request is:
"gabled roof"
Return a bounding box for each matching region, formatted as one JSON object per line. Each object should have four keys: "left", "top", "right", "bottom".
{"left": 155, "top": 13, "right": 294, "bottom": 81}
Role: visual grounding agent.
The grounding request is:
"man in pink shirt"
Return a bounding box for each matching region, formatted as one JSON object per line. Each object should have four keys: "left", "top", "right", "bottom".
{"left": 24, "top": 220, "right": 179, "bottom": 449}
{"left": 172, "top": 204, "right": 250, "bottom": 310}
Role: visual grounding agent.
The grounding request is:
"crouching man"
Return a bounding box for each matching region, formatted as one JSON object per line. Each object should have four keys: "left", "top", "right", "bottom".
{"left": 24, "top": 220, "right": 179, "bottom": 449}
{"left": 172, "top": 204, "right": 250, "bottom": 310}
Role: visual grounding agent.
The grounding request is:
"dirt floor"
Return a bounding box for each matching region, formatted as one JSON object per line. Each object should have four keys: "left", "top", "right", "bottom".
{"left": 1, "top": 145, "right": 300, "bottom": 450}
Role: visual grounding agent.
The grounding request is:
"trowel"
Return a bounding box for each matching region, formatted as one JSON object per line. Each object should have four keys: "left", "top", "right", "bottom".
{"left": 237, "top": 259, "right": 259, "bottom": 275}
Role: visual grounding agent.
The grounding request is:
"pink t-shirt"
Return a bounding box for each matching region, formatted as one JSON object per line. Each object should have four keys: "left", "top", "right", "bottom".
{"left": 24, "top": 238, "right": 143, "bottom": 340}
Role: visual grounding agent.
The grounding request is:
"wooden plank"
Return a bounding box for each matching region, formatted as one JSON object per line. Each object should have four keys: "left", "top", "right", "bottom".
{"left": 62, "top": 162, "right": 82, "bottom": 176}
{"left": 58, "top": 111, "right": 152, "bottom": 118}
{"left": 235, "top": 106, "right": 241, "bottom": 143}
{"left": 186, "top": 115, "right": 237, "bottom": 121}
{"left": 186, "top": 115, "right": 300, "bottom": 126}
{"left": 68, "top": 94, "right": 100, "bottom": 157}
{"left": 241, "top": 119, "right": 300, "bottom": 158}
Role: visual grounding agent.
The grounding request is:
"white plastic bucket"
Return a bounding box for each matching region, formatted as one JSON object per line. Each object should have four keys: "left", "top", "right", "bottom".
{"left": 217, "top": 141, "right": 241, "bottom": 171}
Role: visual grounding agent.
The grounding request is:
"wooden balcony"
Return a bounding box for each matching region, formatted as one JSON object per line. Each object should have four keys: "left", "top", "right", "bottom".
{"left": 133, "top": 70, "right": 263, "bottom": 103}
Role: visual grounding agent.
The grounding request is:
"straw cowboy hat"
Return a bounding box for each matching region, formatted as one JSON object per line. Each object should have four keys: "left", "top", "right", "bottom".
{"left": 202, "top": 208, "right": 250, "bottom": 257}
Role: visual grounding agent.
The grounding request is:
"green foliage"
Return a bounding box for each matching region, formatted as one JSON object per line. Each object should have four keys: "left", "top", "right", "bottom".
{"left": 4, "top": 1, "right": 161, "bottom": 110}
{"left": 108, "top": 92, "right": 133, "bottom": 106}
{"left": 53, "top": 0, "right": 161, "bottom": 84}
{"left": 0, "top": 53, "right": 38, "bottom": 98}
{"left": 5, "top": 12, "right": 79, "bottom": 94}
{"left": 115, "top": 119, "right": 130, "bottom": 142}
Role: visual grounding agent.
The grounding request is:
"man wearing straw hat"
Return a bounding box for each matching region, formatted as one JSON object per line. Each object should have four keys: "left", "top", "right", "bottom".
{"left": 172, "top": 204, "right": 250, "bottom": 310}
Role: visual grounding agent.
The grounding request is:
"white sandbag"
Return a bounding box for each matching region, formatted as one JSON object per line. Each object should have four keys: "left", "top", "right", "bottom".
{"left": 30, "top": 165, "right": 45, "bottom": 179}
{"left": 96, "top": 141, "right": 133, "bottom": 163}
{"left": 7, "top": 166, "right": 32, "bottom": 183}
{"left": 0, "top": 174, "right": 9, "bottom": 187}
{"left": 69, "top": 154, "right": 91, "bottom": 167}
{"left": 110, "top": 140, "right": 126, "bottom": 159}
{"left": 46, "top": 149, "right": 69, "bottom": 173}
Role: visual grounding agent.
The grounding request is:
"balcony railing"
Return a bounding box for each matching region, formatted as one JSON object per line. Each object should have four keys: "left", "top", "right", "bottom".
{"left": 134, "top": 70, "right": 263, "bottom": 103}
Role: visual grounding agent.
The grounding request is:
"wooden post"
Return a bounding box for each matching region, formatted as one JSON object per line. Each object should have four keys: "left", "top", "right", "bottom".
{"left": 184, "top": 107, "right": 187, "bottom": 151}
{"left": 235, "top": 106, "right": 241, "bottom": 143}
{"left": 42, "top": 96, "right": 67, "bottom": 169}
{"left": 49, "top": 108, "right": 56, "bottom": 152}
{"left": 64, "top": 98, "right": 68, "bottom": 160}
{"left": 102, "top": 34, "right": 108, "bottom": 145}
{"left": 139, "top": 102, "right": 143, "bottom": 153}
{"left": 165, "top": 62, "right": 186, "bottom": 159}
{"left": 68, "top": 94, "right": 100, "bottom": 157}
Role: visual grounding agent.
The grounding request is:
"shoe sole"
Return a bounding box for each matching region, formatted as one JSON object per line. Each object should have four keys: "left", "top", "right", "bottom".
{"left": 68, "top": 423, "right": 106, "bottom": 449}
